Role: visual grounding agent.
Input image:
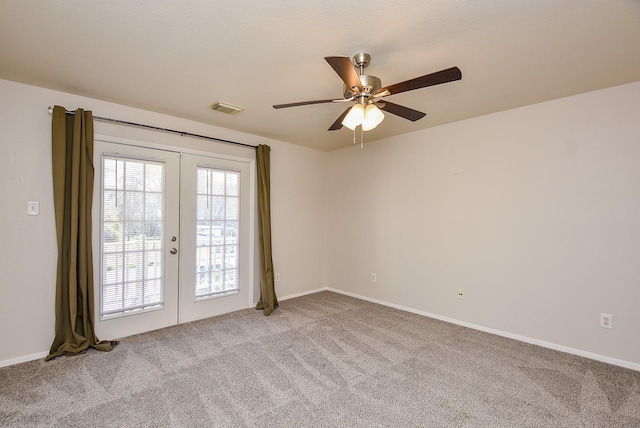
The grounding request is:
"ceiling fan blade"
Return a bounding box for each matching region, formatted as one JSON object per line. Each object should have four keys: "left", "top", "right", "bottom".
{"left": 328, "top": 106, "right": 352, "bottom": 131}
{"left": 273, "top": 99, "right": 337, "bottom": 109}
{"left": 381, "top": 67, "right": 462, "bottom": 96}
{"left": 325, "top": 56, "right": 363, "bottom": 91}
{"left": 377, "top": 101, "right": 426, "bottom": 122}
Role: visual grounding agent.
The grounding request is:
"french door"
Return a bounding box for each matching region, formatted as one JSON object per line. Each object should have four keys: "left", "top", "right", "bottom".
{"left": 92, "top": 141, "right": 252, "bottom": 340}
{"left": 179, "top": 154, "right": 252, "bottom": 323}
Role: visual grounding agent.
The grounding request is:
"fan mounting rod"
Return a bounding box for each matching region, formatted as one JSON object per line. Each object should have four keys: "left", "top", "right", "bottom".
{"left": 344, "top": 53, "right": 382, "bottom": 100}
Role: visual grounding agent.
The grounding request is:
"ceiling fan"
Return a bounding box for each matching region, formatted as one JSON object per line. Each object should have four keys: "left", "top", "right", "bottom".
{"left": 273, "top": 53, "right": 462, "bottom": 132}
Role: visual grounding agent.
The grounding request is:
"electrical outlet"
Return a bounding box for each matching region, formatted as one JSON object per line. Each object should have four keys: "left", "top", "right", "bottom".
{"left": 600, "top": 313, "right": 612, "bottom": 329}
{"left": 457, "top": 288, "right": 464, "bottom": 299}
{"left": 371, "top": 273, "right": 377, "bottom": 283}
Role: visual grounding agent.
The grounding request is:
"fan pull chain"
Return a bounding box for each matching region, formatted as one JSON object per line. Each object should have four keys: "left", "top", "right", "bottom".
{"left": 360, "top": 126, "right": 364, "bottom": 149}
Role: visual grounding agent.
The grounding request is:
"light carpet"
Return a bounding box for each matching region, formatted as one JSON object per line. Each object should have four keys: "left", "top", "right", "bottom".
{"left": 1, "top": 291, "right": 639, "bottom": 427}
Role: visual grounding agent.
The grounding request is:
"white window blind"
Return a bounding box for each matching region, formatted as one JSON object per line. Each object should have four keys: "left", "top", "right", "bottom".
{"left": 100, "top": 156, "right": 165, "bottom": 316}
{"left": 195, "top": 168, "right": 240, "bottom": 298}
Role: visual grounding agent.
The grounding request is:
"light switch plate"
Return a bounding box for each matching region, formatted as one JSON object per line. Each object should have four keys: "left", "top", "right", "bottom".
{"left": 27, "top": 201, "right": 39, "bottom": 216}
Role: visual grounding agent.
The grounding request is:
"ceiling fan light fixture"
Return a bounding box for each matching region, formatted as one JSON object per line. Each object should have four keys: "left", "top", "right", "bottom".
{"left": 273, "top": 54, "right": 461, "bottom": 136}
{"left": 342, "top": 103, "right": 365, "bottom": 130}
{"left": 362, "top": 104, "right": 384, "bottom": 131}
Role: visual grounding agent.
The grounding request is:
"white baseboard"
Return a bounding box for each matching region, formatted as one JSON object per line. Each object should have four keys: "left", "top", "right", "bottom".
{"left": 278, "top": 287, "right": 327, "bottom": 301}
{"left": 0, "top": 351, "right": 48, "bottom": 368}
{"left": 326, "top": 287, "right": 640, "bottom": 372}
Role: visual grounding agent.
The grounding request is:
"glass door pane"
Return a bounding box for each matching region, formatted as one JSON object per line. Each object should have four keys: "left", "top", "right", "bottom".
{"left": 101, "top": 156, "right": 165, "bottom": 315}
{"left": 194, "top": 167, "right": 240, "bottom": 298}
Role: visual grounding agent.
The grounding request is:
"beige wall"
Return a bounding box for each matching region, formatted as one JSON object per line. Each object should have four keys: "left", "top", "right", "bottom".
{"left": 2, "top": 77, "right": 638, "bottom": 369}
{"left": 327, "top": 81, "right": 640, "bottom": 368}
{"left": 0, "top": 79, "right": 328, "bottom": 365}
{"left": 268, "top": 140, "right": 328, "bottom": 298}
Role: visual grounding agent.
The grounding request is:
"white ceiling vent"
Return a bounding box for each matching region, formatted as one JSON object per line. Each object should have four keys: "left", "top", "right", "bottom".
{"left": 208, "top": 101, "right": 244, "bottom": 115}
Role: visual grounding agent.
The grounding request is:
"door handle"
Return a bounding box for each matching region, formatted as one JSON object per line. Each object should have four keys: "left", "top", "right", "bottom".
{"left": 170, "top": 248, "right": 178, "bottom": 255}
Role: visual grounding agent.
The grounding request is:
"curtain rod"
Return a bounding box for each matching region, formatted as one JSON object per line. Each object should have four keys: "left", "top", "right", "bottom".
{"left": 47, "top": 106, "right": 257, "bottom": 149}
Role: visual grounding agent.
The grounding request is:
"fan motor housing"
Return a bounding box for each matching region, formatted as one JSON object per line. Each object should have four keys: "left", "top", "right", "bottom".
{"left": 344, "top": 75, "right": 382, "bottom": 98}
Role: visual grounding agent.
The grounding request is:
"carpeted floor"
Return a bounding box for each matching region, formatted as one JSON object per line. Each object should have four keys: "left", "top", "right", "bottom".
{"left": 1, "top": 291, "right": 639, "bottom": 427}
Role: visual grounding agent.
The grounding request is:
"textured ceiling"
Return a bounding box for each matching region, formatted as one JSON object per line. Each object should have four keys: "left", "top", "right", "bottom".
{"left": 1, "top": 1, "right": 639, "bottom": 151}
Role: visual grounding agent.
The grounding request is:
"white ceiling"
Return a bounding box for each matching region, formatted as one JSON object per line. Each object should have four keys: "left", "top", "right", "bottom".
{"left": 1, "top": 1, "right": 639, "bottom": 151}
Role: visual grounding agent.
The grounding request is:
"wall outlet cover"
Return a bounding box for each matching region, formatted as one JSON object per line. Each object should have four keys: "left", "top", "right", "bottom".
{"left": 600, "top": 313, "right": 612, "bottom": 329}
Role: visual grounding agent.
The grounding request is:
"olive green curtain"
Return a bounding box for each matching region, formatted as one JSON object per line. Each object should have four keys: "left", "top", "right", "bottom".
{"left": 255, "top": 144, "right": 278, "bottom": 315}
{"left": 46, "top": 106, "right": 117, "bottom": 361}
